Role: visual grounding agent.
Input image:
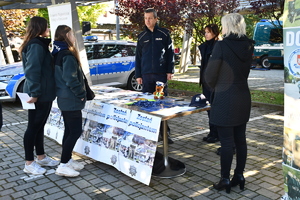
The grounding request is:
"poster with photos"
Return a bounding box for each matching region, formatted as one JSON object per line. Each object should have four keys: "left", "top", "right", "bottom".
{"left": 45, "top": 100, "right": 161, "bottom": 185}
{"left": 282, "top": 0, "right": 300, "bottom": 199}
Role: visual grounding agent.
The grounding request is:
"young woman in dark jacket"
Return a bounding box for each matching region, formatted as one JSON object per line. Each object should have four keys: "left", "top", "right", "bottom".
{"left": 205, "top": 13, "right": 255, "bottom": 193}
{"left": 198, "top": 24, "right": 220, "bottom": 143}
{"left": 52, "top": 25, "right": 86, "bottom": 177}
{"left": 20, "top": 16, "right": 59, "bottom": 175}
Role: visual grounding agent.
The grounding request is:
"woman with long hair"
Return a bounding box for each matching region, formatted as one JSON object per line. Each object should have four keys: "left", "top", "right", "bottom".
{"left": 198, "top": 24, "right": 220, "bottom": 143}
{"left": 20, "top": 16, "right": 59, "bottom": 175}
{"left": 205, "top": 13, "right": 255, "bottom": 193}
{"left": 52, "top": 25, "right": 86, "bottom": 177}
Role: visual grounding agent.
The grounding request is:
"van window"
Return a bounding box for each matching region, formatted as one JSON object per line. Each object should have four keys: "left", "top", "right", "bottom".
{"left": 269, "top": 28, "right": 283, "bottom": 43}
{"left": 254, "top": 26, "right": 270, "bottom": 44}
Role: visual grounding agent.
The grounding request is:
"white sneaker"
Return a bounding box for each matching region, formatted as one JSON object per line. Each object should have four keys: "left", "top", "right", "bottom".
{"left": 23, "top": 161, "right": 46, "bottom": 175}
{"left": 68, "top": 159, "right": 84, "bottom": 171}
{"left": 36, "top": 155, "right": 60, "bottom": 167}
{"left": 55, "top": 163, "right": 80, "bottom": 177}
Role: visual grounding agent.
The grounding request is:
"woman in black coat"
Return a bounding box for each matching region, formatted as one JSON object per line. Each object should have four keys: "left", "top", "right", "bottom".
{"left": 198, "top": 24, "right": 220, "bottom": 143}
{"left": 204, "top": 13, "right": 255, "bottom": 193}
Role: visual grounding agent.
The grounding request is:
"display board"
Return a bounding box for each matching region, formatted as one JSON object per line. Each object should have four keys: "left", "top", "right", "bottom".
{"left": 44, "top": 84, "right": 201, "bottom": 185}
{"left": 282, "top": 0, "right": 300, "bottom": 199}
{"left": 45, "top": 99, "right": 161, "bottom": 185}
{"left": 47, "top": 3, "right": 73, "bottom": 41}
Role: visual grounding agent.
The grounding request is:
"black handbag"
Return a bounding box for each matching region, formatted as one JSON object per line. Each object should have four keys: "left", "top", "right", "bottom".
{"left": 83, "top": 74, "right": 95, "bottom": 100}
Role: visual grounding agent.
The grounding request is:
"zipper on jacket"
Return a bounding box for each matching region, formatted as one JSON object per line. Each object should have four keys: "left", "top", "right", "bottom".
{"left": 152, "top": 31, "right": 154, "bottom": 72}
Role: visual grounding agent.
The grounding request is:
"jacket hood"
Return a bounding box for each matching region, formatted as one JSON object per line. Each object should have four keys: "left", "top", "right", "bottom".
{"left": 223, "top": 34, "right": 255, "bottom": 62}
{"left": 52, "top": 41, "right": 69, "bottom": 56}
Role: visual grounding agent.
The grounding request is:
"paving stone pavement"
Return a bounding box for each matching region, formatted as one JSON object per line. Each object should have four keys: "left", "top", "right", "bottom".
{"left": 0, "top": 64, "right": 285, "bottom": 200}
{"left": 0, "top": 96, "right": 284, "bottom": 200}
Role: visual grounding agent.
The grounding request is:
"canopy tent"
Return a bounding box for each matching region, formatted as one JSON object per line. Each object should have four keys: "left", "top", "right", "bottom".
{"left": 0, "top": 0, "right": 111, "bottom": 9}
{"left": 0, "top": 0, "right": 115, "bottom": 67}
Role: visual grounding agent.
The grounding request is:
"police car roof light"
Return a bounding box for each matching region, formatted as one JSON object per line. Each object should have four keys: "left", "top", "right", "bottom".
{"left": 85, "top": 35, "right": 98, "bottom": 41}
{"left": 260, "top": 19, "right": 268, "bottom": 22}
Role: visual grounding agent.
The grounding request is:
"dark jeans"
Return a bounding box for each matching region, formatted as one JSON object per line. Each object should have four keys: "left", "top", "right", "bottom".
{"left": 24, "top": 101, "right": 52, "bottom": 161}
{"left": 217, "top": 123, "right": 247, "bottom": 178}
{"left": 61, "top": 110, "right": 83, "bottom": 163}
{"left": 202, "top": 84, "right": 218, "bottom": 138}
{"left": 142, "top": 73, "right": 168, "bottom": 95}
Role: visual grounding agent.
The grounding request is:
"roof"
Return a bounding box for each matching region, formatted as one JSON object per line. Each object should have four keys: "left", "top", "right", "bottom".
{"left": 0, "top": 0, "right": 112, "bottom": 9}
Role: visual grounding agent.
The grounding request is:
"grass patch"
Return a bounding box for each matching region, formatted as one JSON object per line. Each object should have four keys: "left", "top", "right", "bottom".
{"left": 168, "top": 80, "right": 283, "bottom": 106}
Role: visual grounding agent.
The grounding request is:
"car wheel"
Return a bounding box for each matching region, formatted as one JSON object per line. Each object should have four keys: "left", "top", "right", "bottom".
{"left": 16, "top": 81, "right": 24, "bottom": 101}
{"left": 17, "top": 81, "right": 24, "bottom": 93}
{"left": 261, "top": 56, "right": 273, "bottom": 69}
{"left": 127, "top": 72, "right": 142, "bottom": 91}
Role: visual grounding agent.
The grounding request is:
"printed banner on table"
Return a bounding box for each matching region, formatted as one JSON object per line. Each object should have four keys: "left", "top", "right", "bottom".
{"left": 282, "top": 0, "right": 300, "bottom": 199}
{"left": 44, "top": 100, "right": 161, "bottom": 185}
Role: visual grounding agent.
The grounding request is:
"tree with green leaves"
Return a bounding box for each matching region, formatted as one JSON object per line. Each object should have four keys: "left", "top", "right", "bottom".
{"left": 77, "top": 3, "right": 109, "bottom": 28}
{"left": 249, "top": 0, "right": 284, "bottom": 26}
{"left": 116, "top": 0, "right": 240, "bottom": 43}
{"left": 38, "top": 3, "right": 109, "bottom": 29}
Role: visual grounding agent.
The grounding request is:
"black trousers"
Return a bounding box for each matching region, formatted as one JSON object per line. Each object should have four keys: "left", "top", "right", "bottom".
{"left": 141, "top": 73, "right": 168, "bottom": 95}
{"left": 217, "top": 123, "right": 247, "bottom": 178}
{"left": 24, "top": 101, "right": 52, "bottom": 161}
{"left": 60, "top": 110, "right": 83, "bottom": 163}
{"left": 202, "top": 84, "right": 218, "bottom": 138}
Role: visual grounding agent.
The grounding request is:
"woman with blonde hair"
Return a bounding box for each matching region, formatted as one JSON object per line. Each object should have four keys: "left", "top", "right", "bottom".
{"left": 205, "top": 13, "right": 255, "bottom": 193}
{"left": 52, "top": 25, "right": 86, "bottom": 177}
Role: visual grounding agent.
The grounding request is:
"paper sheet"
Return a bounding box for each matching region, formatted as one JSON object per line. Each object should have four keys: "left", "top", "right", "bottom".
{"left": 17, "top": 92, "right": 35, "bottom": 109}
{"left": 151, "top": 106, "right": 196, "bottom": 116}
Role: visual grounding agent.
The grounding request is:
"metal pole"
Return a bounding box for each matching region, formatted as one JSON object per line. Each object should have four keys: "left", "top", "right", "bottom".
{"left": 115, "top": 0, "right": 120, "bottom": 40}
{"left": 0, "top": 15, "right": 14, "bottom": 64}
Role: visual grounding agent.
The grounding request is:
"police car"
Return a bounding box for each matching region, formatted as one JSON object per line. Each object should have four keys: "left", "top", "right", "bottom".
{"left": 0, "top": 37, "right": 141, "bottom": 102}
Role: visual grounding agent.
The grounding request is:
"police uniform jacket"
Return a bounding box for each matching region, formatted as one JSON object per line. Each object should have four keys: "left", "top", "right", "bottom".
{"left": 135, "top": 24, "right": 174, "bottom": 78}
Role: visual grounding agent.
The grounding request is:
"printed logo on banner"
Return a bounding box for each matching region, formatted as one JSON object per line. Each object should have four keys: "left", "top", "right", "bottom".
{"left": 288, "top": 48, "right": 300, "bottom": 76}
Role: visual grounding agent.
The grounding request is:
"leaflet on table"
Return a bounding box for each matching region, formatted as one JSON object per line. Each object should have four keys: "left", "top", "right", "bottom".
{"left": 89, "top": 85, "right": 156, "bottom": 104}
{"left": 151, "top": 106, "right": 197, "bottom": 116}
{"left": 45, "top": 99, "right": 161, "bottom": 185}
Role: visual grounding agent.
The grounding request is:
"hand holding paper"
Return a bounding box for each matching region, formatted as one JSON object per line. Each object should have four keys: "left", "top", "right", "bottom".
{"left": 17, "top": 92, "right": 36, "bottom": 109}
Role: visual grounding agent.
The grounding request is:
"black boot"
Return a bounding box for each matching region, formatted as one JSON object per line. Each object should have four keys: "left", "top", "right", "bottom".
{"left": 167, "top": 136, "right": 174, "bottom": 144}
{"left": 231, "top": 174, "right": 245, "bottom": 190}
{"left": 206, "top": 136, "right": 219, "bottom": 143}
{"left": 203, "top": 134, "right": 211, "bottom": 141}
{"left": 213, "top": 177, "right": 231, "bottom": 193}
